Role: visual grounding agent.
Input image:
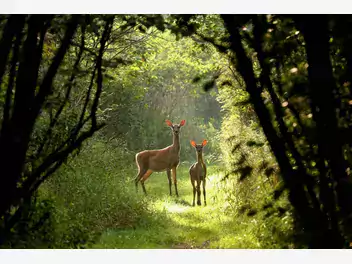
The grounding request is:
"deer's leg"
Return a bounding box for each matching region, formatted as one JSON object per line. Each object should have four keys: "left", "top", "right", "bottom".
{"left": 135, "top": 168, "right": 147, "bottom": 193}
{"left": 196, "top": 180, "right": 201, "bottom": 206}
{"left": 167, "top": 169, "right": 172, "bottom": 196}
{"left": 203, "top": 179, "right": 207, "bottom": 206}
{"left": 191, "top": 179, "right": 196, "bottom": 207}
{"left": 140, "top": 170, "right": 153, "bottom": 195}
{"left": 171, "top": 167, "right": 179, "bottom": 197}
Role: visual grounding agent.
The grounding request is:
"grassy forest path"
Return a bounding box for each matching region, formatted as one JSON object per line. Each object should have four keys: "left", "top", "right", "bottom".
{"left": 91, "top": 165, "right": 260, "bottom": 249}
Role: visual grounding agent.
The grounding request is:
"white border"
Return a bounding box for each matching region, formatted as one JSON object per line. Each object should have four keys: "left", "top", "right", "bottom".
{"left": 1, "top": 249, "right": 352, "bottom": 264}
{"left": 0, "top": 0, "right": 352, "bottom": 14}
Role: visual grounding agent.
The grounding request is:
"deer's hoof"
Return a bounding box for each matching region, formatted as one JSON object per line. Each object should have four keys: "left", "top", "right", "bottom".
{"left": 197, "top": 201, "right": 201, "bottom": 206}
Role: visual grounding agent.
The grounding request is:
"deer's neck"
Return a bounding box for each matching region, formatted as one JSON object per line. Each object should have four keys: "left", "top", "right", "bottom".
{"left": 197, "top": 153, "right": 204, "bottom": 164}
{"left": 172, "top": 133, "right": 180, "bottom": 152}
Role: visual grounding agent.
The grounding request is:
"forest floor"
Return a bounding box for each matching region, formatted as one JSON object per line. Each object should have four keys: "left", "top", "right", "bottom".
{"left": 91, "top": 166, "right": 261, "bottom": 249}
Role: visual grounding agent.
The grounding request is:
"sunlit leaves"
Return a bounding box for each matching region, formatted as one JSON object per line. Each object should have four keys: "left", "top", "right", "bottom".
{"left": 289, "top": 67, "right": 298, "bottom": 73}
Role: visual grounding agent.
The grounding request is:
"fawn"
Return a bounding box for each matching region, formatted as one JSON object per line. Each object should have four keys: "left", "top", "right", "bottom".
{"left": 135, "top": 119, "right": 186, "bottom": 196}
{"left": 189, "top": 139, "right": 207, "bottom": 206}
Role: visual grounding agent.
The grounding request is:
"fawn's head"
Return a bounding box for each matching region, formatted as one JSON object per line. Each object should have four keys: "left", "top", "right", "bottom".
{"left": 190, "top": 139, "right": 208, "bottom": 154}
{"left": 166, "top": 119, "right": 186, "bottom": 136}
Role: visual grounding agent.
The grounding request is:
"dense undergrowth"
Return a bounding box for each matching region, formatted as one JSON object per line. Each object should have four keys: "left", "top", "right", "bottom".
{"left": 2, "top": 136, "right": 293, "bottom": 249}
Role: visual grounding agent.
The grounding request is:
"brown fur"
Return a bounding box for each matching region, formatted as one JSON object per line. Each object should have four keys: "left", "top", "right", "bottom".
{"left": 189, "top": 139, "right": 207, "bottom": 206}
{"left": 135, "top": 119, "right": 185, "bottom": 196}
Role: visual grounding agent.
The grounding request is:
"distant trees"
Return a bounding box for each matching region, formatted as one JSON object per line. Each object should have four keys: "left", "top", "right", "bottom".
{"left": 100, "top": 29, "right": 223, "bottom": 160}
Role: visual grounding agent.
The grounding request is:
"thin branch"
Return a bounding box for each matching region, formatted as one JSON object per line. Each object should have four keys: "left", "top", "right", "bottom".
{"left": 72, "top": 66, "right": 97, "bottom": 137}
{"left": 22, "top": 122, "right": 105, "bottom": 201}
{"left": 31, "top": 15, "right": 80, "bottom": 120}
{"left": 228, "top": 64, "right": 244, "bottom": 87}
{"left": 36, "top": 17, "right": 54, "bottom": 74}
{"left": 190, "top": 35, "right": 208, "bottom": 44}
{"left": 1, "top": 23, "right": 23, "bottom": 135}
{"left": 35, "top": 21, "right": 87, "bottom": 159}
{"left": 69, "top": 40, "right": 98, "bottom": 57}
{"left": 35, "top": 16, "right": 114, "bottom": 161}
{"left": 30, "top": 123, "right": 105, "bottom": 193}
{"left": 91, "top": 16, "right": 114, "bottom": 128}
{"left": 0, "top": 15, "right": 25, "bottom": 88}
{"left": 195, "top": 32, "right": 229, "bottom": 54}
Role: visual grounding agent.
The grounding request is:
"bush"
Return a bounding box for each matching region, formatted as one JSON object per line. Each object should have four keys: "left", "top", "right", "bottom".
{"left": 0, "top": 196, "right": 57, "bottom": 249}
{"left": 6, "top": 137, "right": 156, "bottom": 248}
{"left": 214, "top": 82, "right": 294, "bottom": 248}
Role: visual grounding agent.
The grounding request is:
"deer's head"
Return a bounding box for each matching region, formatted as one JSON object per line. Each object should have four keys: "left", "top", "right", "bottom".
{"left": 166, "top": 119, "right": 186, "bottom": 136}
{"left": 190, "top": 139, "right": 208, "bottom": 154}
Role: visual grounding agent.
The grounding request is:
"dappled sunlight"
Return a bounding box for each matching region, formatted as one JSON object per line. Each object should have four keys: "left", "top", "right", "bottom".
{"left": 165, "top": 204, "right": 189, "bottom": 213}
{"left": 148, "top": 197, "right": 192, "bottom": 214}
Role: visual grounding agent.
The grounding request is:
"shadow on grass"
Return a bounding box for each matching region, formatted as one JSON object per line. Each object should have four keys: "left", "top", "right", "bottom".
{"left": 173, "top": 197, "right": 192, "bottom": 207}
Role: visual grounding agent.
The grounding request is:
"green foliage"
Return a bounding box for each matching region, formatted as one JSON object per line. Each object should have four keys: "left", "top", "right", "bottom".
{"left": 217, "top": 78, "right": 291, "bottom": 221}
{"left": 0, "top": 196, "right": 57, "bottom": 248}
{"left": 38, "top": 138, "right": 152, "bottom": 248}
{"left": 1, "top": 14, "right": 314, "bottom": 249}
{"left": 99, "top": 29, "right": 226, "bottom": 162}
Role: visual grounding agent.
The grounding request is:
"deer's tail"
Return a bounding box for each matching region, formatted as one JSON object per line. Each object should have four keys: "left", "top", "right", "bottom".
{"left": 134, "top": 152, "right": 142, "bottom": 181}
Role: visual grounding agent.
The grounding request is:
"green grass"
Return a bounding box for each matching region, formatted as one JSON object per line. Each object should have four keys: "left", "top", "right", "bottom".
{"left": 91, "top": 165, "right": 286, "bottom": 249}
{"left": 27, "top": 141, "right": 293, "bottom": 249}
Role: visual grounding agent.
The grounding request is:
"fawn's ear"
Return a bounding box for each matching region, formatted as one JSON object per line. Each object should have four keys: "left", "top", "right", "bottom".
{"left": 202, "top": 139, "right": 208, "bottom": 146}
{"left": 179, "top": 120, "right": 186, "bottom": 126}
{"left": 165, "top": 120, "right": 173, "bottom": 127}
{"left": 190, "top": 140, "right": 197, "bottom": 147}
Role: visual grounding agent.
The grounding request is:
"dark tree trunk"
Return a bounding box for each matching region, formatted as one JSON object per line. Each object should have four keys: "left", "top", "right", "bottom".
{"left": 296, "top": 15, "right": 352, "bottom": 224}
{"left": 221, "top": 14, "right": 345, "bottom": 248}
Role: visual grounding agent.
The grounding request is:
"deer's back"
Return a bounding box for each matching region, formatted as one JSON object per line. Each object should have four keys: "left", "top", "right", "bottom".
{"left": 136, "top": 147, "right": 179, "bottom": 172}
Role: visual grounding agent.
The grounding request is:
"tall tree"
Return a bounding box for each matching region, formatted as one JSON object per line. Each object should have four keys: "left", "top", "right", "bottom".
{"left": 0, "top": 14, "right": 115, "bottom": 243}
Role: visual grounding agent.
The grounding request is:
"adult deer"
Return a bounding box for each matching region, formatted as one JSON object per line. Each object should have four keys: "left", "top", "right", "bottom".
{"left": 189, "top": 139, "right": 207, "bottom": 206}
{"left": 135, "top": 119, "right": 186, "bottom": 196}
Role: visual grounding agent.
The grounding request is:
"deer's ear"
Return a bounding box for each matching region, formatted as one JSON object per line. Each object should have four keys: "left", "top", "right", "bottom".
{"left": 190, "top": 140, "right": 197, "bottom": 147}
{"left": 165, "top": 120, "right": 173, "bottom": 127}
{"left": 179, "top": 120, "right": 186, "bottom": 126}
{"left": 202, "top": 139, "right": 208, "bottom": 146}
